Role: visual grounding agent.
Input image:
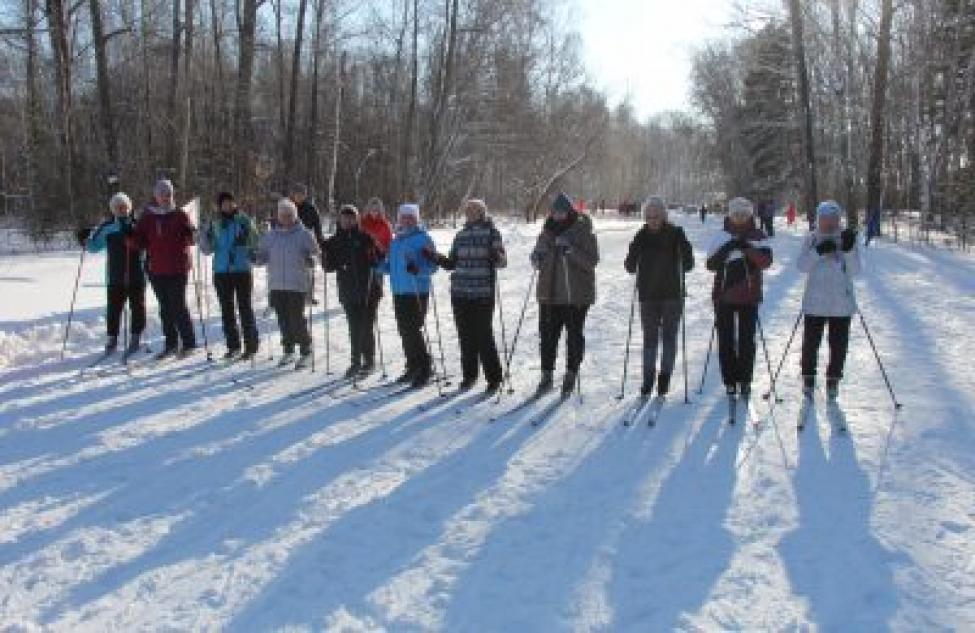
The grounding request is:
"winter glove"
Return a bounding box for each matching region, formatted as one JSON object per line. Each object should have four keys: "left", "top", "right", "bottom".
{"left": 530, "top": 249, "right": 547, "bottom": 271}
{"left": 305, "top": 255, "right": 316, "bottom": 268}
{"left": 815, "top": 239, "right": 838, "bottom": 255}
{"left": 421, "top": 246, "right": 438, "bottom": 263}
{"left": 435, "top": 253, "right": 451, "bottom": 269}
{"left": 406, "top": 261, "right": 420, "bottom": 275}
{"left": 841, "top": 229, "right": 857, "bottom": 252}
{"left": 491, "top": 248, "right": 505, "bottom": 266}
{"left": 75, "top": 227, "right": 92, "bottom": 247}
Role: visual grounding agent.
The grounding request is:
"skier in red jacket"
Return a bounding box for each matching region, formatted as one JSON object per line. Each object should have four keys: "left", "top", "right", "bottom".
{"left": 131, "top": 179, "right": 198, "bottom": 359}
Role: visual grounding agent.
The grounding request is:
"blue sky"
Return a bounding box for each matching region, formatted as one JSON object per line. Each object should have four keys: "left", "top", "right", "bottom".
{"left": 576, "top": 0, "right": 732, "bottom": 120}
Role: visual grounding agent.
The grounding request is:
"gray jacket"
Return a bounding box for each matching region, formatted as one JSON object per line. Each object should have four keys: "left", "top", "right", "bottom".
{"left": 254, "top": 223, "right": 321, "bottom": 293}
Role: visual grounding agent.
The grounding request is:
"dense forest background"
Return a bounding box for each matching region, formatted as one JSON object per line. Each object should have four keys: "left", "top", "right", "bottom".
{"left": 0, "top": 0, "right": 970, "bottom": 237}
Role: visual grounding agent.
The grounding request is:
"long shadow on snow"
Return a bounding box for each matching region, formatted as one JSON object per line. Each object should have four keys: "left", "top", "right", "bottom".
{"left": 778, "top": 406, "right": 900, "bottom": 629}
{"left": 226, "top": 399, "right": 541, "bottom": 630}
{"left": 39, "top": 388, "right": 473, "bottom": 620}
{"left": 439, "top": 400, "right": 716, "bottom": 630}
{"left": 605, "top": 400, "right": 742, "bottom": 630}
{"left": 0, "top": 360, "right": 292, "bottom": 465}
{"left": 0, "top": 382, "right": 426, "bottom": 566}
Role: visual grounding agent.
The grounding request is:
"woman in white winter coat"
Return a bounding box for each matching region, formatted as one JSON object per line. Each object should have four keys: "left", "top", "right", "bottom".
{"left": 796, "top": 200, "right": 861, "bottom": 398}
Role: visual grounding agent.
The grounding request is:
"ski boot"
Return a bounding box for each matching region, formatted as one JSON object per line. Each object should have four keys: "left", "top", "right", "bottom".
{"left": 104, "top": 336, "right": 118, "bottom": 354}
{"left": 561, "top": 371, "right": 577, "bottom": 398}
{"left": 277, "top": 351, "right": 296, "bottom": 367}
{"left": 656, "top": 372, "right": 671, "bottom": 397}
{"left": 826, "top": 377, "right": 839, "bottom": 400}
{"left": 535, "top": 370, "right": 554, "bottom": 396}
{"left": 802, "top": 375, "right": 815, "bottom": 399}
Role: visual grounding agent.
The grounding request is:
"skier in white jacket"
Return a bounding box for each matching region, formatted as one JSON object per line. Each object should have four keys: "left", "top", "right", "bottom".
{"left": 796, "top": 200, "right": 861, "bottom": 398}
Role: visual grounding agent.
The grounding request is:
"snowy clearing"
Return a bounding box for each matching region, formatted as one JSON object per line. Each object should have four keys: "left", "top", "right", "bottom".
{"left": 1, "top": 215, "right": 973, "bottom": 631}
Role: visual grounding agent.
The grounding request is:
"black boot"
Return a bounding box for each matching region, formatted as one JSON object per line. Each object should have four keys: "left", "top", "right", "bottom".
{"left": 802, "top": 375, "right": 815, "bottom": 398}
{"left": 535, "top": 370, "right": 554, "bottom": 395}
{"left": 104, "top": 336, "right": 118, "bottom": 354}
{"left": 561, "top": 371, "right": 577, "bottom": 398}
{"left": 396, "top": 367, "right": 416, "bottom": 384}
{"left": 656, "top": 372, "right": 671, "bottom": 397}
{"left": 411, "top": 365, "right": 432, "bottom": 388}
{"left": 641, "top": 370, "right": 656, "bottom": 397}
{"left": 826, "top": 377, "right": 839, "bottom": 400}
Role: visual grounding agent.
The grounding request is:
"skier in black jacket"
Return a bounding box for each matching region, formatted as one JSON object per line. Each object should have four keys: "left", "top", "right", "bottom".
{"left": 322, "top": 204, "right": 383, "bottom": 377}
{"left": 624, "top": 196, "right": 694, "bottom": 396}
{"left": 290, "top": 183, "right": 325, "bottom": 305}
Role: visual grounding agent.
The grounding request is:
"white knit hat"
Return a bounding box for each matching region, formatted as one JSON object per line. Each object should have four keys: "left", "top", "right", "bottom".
{"left": 727, "top": 196, "right": 755, "bottom": 218}
{"left": 397, "top": 203, "right": 420, "bottom": 221}
{"left": 109, "top": 192, "right": 132, "bottom": 213}
{"left": 277, "top": 197, "right": 298, "bottom": 217}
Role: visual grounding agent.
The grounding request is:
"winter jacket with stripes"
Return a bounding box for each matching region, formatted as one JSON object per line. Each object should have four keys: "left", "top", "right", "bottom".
{"left": 438, "top": 217, "right": 506, "bottom": 302}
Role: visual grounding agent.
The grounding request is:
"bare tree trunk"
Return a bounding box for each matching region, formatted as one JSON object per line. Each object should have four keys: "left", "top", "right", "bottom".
{"left": 401, "top": 0, "right": 418, "bottom": 199}
{"left": 182, "top": 0, "right": 195, "bottom": 190}
{"left": 45, "top": 0, "right": 76, "bottom": 221}
{"left": 166, "top": 0, "right": 182, "bottom": 170}
{"left": 305, "top": 0, "right": 327, "bottom": 189}
{"left": 282, "top": 0, "right": 308, "bottom": 183}
{"left": 326, "top": 52, "right": 346, "bottom": 216}
{"left": 786, "top": 0, "right": 818, "bottom": 226}
{"left": 24, "top": 0, "right": 41, "bottom": 212}
{"left": 89, "top": 0, "right": 119, "bottom": 169}
{"left": 866, "top": 0, "right": 894, "bottom": 224}
{"left": 422, "top": 0, "right": 459, "bottom": 213}
{"left": 234, "top": 0, "right": 259, "bottom": 192}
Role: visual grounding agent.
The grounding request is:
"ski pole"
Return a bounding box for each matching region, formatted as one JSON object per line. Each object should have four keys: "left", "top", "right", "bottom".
{"left": 495, "top": 270, "right": 510, "bottom": 392}
{"left": 763, "top": 309, "right": 803, "bottom": 402}
{"left": 755, "top": 312, "right": 777, "bottom": 408}
{"left": 501, "top": 269, "right": 537, "bottom": 396}
{"left": 373, "top": 275, "right": 387, "bottom": 379}
{"left": 562, "top": 252, "right": 582, "bottom": 403}
{"left": 617, "top": 275, "right": 638, "bottom": 400}
{"left": 680, "top": 255, "right": 689, "bottom": 404}
{"left": 60, "top": 247, "right": 87, "bottom": 361}
{"left": 858, "top": 311, "right": 903, "bottom": 409}
{"left": 192, "top": 235, "right": 212, "bottom": 361}
{"left": 697, "top": 319, "right": 716, "bottom": 394}
{"left": 428, "top": 274, "right": 450, "bottom": 393}
{"left": 323, "top": 259, "right": 331, "bottom": 374}
{"left": 308, "top": 266, "right": 316, "bottom": 373}
{"left": 410, "top": 267, "right": 444, "bottom": 396}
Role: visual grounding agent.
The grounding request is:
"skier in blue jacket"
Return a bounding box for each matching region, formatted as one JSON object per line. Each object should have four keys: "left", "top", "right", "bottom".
{"left": 199, "top": 192, "right": 261, "bottom": 359}
{"left": 77, "top": 192, "right": 146, "bottom": 356}
{"left": 375, "top": 203, "right": 439, "bottom": 387}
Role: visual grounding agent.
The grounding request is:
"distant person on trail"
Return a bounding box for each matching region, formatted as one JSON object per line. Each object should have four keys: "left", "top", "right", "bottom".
{"left": 376, "top": 203, "right": 439, "bottom": 388}
{"left": 786, "top": 203, "right": 797, "bottom": 229}
{"left": 705, "top": 196, "right": 773, "bottom": 399}
{"left": 253, "top": 197, "right": 320, "bottom": 369}
{"left": 425, "top": 198, "right": 507, "bottom": 394}
{"left": 530, "top": 191, "right": 600, "bottom": 397}
{"left": 700, "top": 204, "right": 707, "bottom": 223}
{"left": 198, "top": 192, "right": 260, "bottom": 360}
{"left": 796, "top": 200, "right": 861, "bottom": 400}
{"left": 76, "top": 192, "right": 146, "bottom": 357}
{"left": 131, "top": 178, "right": 198, "bottom": 359}
{"left": 624, "top": 196, "right": 694, "bottom": 397}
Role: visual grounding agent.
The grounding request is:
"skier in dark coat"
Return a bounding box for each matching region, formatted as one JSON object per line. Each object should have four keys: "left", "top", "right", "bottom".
{"left": 426, "top": 198, "right": 507, "bottom": 393}
{"left": 624, "top": 196, "right": 694, "bottom": 396}
{"left": 290, "top": 184, "right": 324, "bottom": 305}
{"left": 530, "top": 192, "right": 600, "bottom": 397}
{"left": 705, "top": 196, "right": 773, "bottom": 398}
{"left": 77, "top": 192, "right": 147, "bottom": 356}
{"left": 130, "top": 178, "right": 198, "bottom": 359}
{"left": 323, "top": 204, "right": 383, "bottom": 378}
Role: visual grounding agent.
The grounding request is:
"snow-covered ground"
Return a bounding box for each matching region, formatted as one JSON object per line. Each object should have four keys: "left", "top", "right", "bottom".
{"left": 0, "top": 213, "right": 973, "bottom": 631}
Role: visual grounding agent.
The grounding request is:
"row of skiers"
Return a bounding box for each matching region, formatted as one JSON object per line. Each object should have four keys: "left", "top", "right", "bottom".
{"left": 78, "top": 179, "right": 861, "bottom": 399}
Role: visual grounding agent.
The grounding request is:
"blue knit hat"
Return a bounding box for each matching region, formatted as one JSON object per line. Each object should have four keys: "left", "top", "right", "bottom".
{"left": 816, "top": 200, "right": 843, "bottom": 219}
{"left": 552, "top": 192, "right": 574, "bottom": 214}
